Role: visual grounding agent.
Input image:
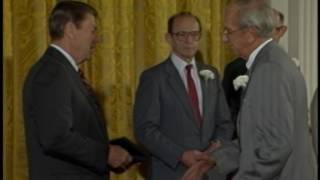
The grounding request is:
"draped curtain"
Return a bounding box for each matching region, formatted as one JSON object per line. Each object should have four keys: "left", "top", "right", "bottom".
{"left": 3, "top": 0, "right": 235, "bottom": 180}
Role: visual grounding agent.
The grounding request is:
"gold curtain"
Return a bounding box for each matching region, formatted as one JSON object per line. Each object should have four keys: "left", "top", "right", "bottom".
{"left": 3, "top": 0, "right": 235, "bottom": 180}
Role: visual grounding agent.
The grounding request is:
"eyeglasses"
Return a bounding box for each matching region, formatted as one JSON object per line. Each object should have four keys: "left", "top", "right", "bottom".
{"left": 171, "top": 31, "right": 201, "bottom": 41}
{"left": 222, "top": 27, "right": 246, "bottom": 36}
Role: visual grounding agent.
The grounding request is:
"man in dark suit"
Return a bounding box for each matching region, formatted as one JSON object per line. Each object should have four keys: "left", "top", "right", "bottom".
{"left": 23, "top": 1, "right": 131, "bottom": 180}
{"left": 182, "top": 1, "right": 317, "bottom": 180}
{"left": 133, "top": 12, "right": 234, "bottom": 180}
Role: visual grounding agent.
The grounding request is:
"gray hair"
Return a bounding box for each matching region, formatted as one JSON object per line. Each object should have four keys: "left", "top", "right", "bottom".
{"left": 232, "top": 0, "right": 270, "bottom": 6}
{"left": 272, "top": 8, "right": 284, "bottom": 26}
{"left": 233, "top": 0, "right": 276, "bottom": 38}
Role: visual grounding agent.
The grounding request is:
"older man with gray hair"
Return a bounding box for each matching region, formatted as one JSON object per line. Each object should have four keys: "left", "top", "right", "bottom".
{"left": 182, "top": 0, "right": 317, "bottom": 180}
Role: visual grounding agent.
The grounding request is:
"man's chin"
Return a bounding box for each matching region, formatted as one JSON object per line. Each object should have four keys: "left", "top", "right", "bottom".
{"left": 230, "top": 48, "right": 241, "bottom": 57}
{"left": 85, "top": 52, "right": 93, "bottom": 60}
{"left": 78, "top": 56, "right": 91, "bottom": 64}
{"left": 183, "top": 52, "right": 197, "bottom": 59}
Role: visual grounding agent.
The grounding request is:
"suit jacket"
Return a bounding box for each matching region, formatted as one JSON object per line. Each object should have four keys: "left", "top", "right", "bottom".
{"left": 134, "top": 58, "right": 234, "bottom": 180}
{"left": 213, "top": 41, "right": 317, "bottom": 180}
{"left": 310, "top": 88, "right": 318, "bottom": 157}
{"left": 23, "top": 47, "right": 109, "bottom": 180}
{"left": 222, "top": 57, "right": 247, "bottom": 139}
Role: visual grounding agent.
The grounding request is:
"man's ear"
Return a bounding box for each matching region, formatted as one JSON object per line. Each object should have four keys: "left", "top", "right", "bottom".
{"left": 246, "top": 26, "right": 258, "bottom": 43}
{"left": 279, "top": 25, "right": 288, "bottom": 37}
{"left": 64, "top": 22, "right": 76, "bottom": 39}
{"left": 165, "top": 33, "right": 172, "bottom": 44}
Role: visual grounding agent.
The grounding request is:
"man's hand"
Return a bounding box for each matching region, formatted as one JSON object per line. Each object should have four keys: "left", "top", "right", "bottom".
{"left": 181, "top": 150, "right": 211, "bottom": 167}
{"left": 181, "top": 157, "right": 216, "bottom": 180}
{"left": 204, "top": 140, "right": 221, "bottom": 154}
{"left": 107, "top": 145, "right": 132, "bottom": 169}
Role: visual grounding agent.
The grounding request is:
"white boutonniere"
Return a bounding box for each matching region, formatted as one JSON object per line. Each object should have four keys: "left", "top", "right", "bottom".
{"left": 233, "top": 75, "right": 249, "bottom": 90}
{"left": 199, "top": 69, "right": 215, "bottom": 85}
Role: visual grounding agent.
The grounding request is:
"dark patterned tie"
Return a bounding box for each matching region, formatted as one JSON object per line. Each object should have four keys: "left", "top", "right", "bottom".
{"left": 186, "top": 64, "right": 202, "bottom": 127}
{"left": 78, "top": 69, "right": 106, "bottom": 128}
{"left": 78, "top": 69, "right": 95, "bottom": 96}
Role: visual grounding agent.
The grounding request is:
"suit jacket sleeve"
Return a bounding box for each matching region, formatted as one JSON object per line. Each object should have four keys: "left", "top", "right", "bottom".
{"left": 32, "top": 64, "right": 108, "bottom": 174}
{"left": 212, "top": 139, "right": 240, "bottom": 174}
{"left": 234, "top": 62, "right": 293, "bottom": 179}
{"left": 134, "top": 71, "right": 184, "bottom": 168}
{"left": 222, "top": 63, "right": 234, "bottom": 106}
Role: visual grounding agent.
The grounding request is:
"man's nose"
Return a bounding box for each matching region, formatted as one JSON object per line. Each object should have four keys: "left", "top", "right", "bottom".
{"left": 185, "top": 34, "right": 194, "bottom": 43}
{"left": 222, "top": 34, "right": 229, "bottom": 43}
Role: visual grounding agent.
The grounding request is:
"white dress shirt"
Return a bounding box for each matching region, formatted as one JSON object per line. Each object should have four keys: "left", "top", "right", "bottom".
{"left": 50, "top": 44, "right": 79, "bottom": 71}
{"left": 171, "top": 53, "right": 203, "bottom": 115}
{"left": 246, "top": 38, "right": 273, "bottom": 70}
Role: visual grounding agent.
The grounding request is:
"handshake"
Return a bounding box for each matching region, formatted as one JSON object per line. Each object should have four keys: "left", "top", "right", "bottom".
{"left": 180, "top": 140, "right": 221, "bottom": 180}
{"left": 107, "top": 137, "right": 147, "bottom": 173}
{"left": 107, "top": 144, "right": 132, "bottom": 171}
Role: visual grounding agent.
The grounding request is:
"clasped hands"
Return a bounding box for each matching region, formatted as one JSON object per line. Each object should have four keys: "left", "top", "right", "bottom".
{"left": 180, "top": 140, "right": 221, "bottom": 180}
{"left": 107, "top": 144, "right": 132, "bottom": 170}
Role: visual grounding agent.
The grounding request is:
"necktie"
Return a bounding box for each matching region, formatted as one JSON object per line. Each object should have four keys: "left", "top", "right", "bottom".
{"left": 78, "top": 69, "right": 105, "bottom": 127}
{"left": 185, "top": 64, "right": 202, "bottom": 127}
{"left": 78, "top": 69, "right": 95, "bottom": 96}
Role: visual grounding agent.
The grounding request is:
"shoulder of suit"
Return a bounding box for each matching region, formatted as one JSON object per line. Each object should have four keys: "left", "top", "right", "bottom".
{"left": 199, "top": 63, "right": 219, "bottom": 74}
{"left": 141, "top": 60, "right": 169, "bottom": 77}
{"left": 258, "top": 43, "right": 292, "bottom": 68}
{"left": 33, "top": 57, "right": 67, "bottom": 85}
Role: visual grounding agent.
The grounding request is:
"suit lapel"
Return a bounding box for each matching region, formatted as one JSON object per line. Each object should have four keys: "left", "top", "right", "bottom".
{"left": 239, "top": 41, "right": 274, "bottom": 110}
{"left": 241, "top": 41, "right": 276, "bottom": 98}
{"left": 197, "top": 63, "right": 207, "bottom": 123}
{"left": 196, "top": 63, "right": 217, "bottom": 136}
{"left": 239, "top": 69, "right": 251, "bottom": 103}
{"left": 70, "top": 69, "right": 107, "bottom": 137}
{"left": 164, "top": 59, "right": 200, "bottom": 130}
{"left": 249, "top": 40, "right": 275, "bottom": 73}
{"left": 47, "top": 47, "right": 107, "bottom": 137}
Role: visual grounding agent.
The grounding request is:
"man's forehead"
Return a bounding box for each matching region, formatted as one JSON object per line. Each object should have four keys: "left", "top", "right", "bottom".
{"left": 173, "top": 16, "right": 197, "bottom": 24}
{"left": 224, "top": 9, "right": 240, "bottom": 27}
{"left": 172, "top": 17, "right": 199, "bottom": 29}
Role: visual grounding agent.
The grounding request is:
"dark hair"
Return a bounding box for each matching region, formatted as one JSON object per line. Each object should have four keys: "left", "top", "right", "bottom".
{"left": 49, "top": 1, "right": 98, "bottom": 40}
{"left": 167, "top": 12, "right": 202, "bottom": 33}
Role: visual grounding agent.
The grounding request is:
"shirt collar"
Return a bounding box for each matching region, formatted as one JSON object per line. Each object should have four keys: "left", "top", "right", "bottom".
{"left": 246, "top": 38, "right": 273, "bottom": 70}
{"left": 171, "top": 53, "right": 197, "bottom": 74}
{"left": 50, "top": 44, "right": 79, "bottom": 71}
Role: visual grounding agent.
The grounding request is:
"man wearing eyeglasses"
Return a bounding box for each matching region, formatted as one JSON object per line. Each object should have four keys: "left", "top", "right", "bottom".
{"left": 221, "top": 8, "right": 293, "bottom": 180}
{"left": 222, "top": 8, "right": 292, "bottom": 141}
{"left": 182, "top": 0, "right": 316, "bottom": 180}
{"left": 134, "top": 12, "right": 234, "bottom": 180}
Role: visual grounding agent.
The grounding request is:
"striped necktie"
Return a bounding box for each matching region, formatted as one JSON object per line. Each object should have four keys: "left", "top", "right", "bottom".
{"left": 78, "top": 69, "right": 95, "bottom": 96}
{"left": 186, "top": 64, "right": 202, "bottom": 127}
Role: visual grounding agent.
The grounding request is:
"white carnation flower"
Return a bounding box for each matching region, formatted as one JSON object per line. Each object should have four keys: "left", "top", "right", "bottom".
{"left": 199, "top": 70, "right": 215, "bottom": 83}
{"left": 233, "top": 75, "right": 249, "bottom": 90}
